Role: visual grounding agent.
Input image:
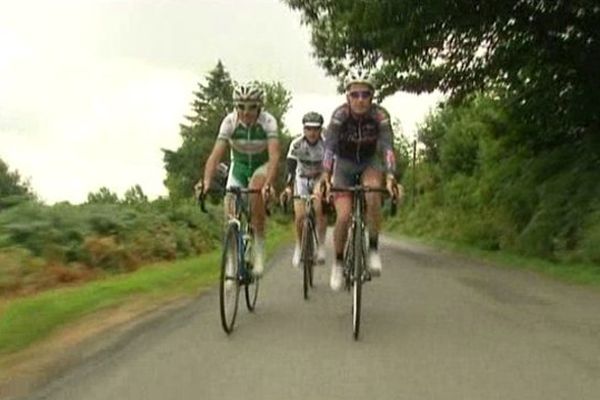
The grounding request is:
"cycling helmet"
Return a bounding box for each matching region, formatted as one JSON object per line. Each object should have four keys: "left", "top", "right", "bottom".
{"left": 233, "top": 82, "right": 264, "bottom": 104}
{"left": 301, "top": 111, "right": 324, "bottom": 128}
{"left": 344, "top": 70, "right": 375, "bottom": 91}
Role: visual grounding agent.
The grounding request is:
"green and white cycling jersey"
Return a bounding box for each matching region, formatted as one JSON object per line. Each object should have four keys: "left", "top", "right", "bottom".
{"left": 217, "top": 110, "right": 279, "bottom": 187}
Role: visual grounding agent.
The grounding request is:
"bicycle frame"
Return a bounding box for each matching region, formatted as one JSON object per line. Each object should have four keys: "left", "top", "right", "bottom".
{"left": 293, "top": 195, "right": 319, "bottom": 256}
{"left": 225, "top": 187, "right": 259, "bottom": 284}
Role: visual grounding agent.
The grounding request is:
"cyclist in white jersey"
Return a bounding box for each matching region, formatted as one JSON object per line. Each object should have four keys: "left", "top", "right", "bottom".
{"left": 281, "top": 112, "right": 327, "bottom": 268}
{"left": 197, "top": 82, "right": 280, "bottom": 277}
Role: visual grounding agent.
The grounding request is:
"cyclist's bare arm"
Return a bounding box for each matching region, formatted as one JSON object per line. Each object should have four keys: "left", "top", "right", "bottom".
{"left": 203, "top": 140, "right": 228, "bottom": 189}
{"left": 377, "top": 109, "right": 397, "bottom": 178}
{"left": 375, "top": 109, "right": 400, "bottom": 197}
{"left": 264, "top": 138, "right": 280, "bottom": 187}
{"left": 322, "top": 116, "right": 340, "bottom": 175}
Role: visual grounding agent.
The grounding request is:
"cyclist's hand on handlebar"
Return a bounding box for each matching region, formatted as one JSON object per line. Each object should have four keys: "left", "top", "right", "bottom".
{"left": 319, "top": 179, "right": 332, "bottom": 203}
{"left": 194, "top": 180, "right": 210, "bottom": 213}
{"left": 279, "top": 186, "right": 292, "bottom": 207}
{"left": 385, "top": 174, "right": 398, "bottom": 199}
{"left": 194, "top": 180, "right": 205, "bottom": 200}
{"left": 261, "top": 183, "right": 275, "bottom": 204}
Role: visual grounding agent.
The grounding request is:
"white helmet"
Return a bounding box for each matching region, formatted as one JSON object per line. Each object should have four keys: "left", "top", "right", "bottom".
{"left": 344, "top": 70, "right": 375, "bottom": 91}
{"left": 233, "top": 82, "right": 264, "bottom": 104}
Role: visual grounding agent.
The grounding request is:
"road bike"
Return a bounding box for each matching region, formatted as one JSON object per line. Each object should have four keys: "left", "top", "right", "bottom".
{"left": 330, "top": 184, "right": 396, "bottom": 340}
{"left": 282, "top": 192, "right": 321, "bottom": 300}
{"left": 199, "top": 187, "right": 261, "bottom": 334}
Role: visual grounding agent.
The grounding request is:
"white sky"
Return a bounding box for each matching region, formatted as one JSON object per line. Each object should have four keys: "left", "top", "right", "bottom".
{"left": 0, "top": 0, "right": 442, "bottom": 204}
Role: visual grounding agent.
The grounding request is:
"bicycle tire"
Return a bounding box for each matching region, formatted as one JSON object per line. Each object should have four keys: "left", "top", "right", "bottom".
{"left": 352, "top": 222, "right": 364, "bottom": 340}
{"left": 245, "top": 266, "right": 260, "bottom": 311}
{"left": 343, "top": 223, "right": 354, "bottom": 292}
{"left": 301, "top": 217, "right": 313, "bottom": 299}
{"left": 309, "top": 218, "right": 317, "bottom": 288}
{"left": 220, "top": 223, "right": 240, "bottom": 334}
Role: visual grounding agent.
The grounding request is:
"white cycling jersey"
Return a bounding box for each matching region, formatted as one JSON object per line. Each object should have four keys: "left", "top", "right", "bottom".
{"left": 287, "top": 135, "right": 325, "bottom": 179}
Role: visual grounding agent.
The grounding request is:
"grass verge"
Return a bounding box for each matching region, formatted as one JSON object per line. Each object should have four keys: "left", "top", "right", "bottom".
{"left": 0, "top": 222, "right": 293, "bottom": 357}
{"left": 387, "top": 231, "right": 600, "bottom": 287}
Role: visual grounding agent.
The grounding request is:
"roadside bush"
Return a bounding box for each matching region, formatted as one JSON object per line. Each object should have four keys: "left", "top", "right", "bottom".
{"left": 0, "top": 198, "right": 221, "bottom": 296}
{"left": 394, "top": 94, "right": 600, "bottom": 265}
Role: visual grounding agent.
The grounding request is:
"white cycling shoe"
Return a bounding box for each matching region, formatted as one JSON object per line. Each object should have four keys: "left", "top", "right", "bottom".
{"left": 368, "top": 250, "right": 382, "bottom": 277}
{"left": 317, "top": 245, "right": 326, "bottom": 264}
{"left": 330, "top": 260, "right": 344, "bottom": 291}
{"left": 292, "top": 244, "right": 301, "bottom": 269}
{"left": 252, "top": 238, "right": 265, "bottom": 277}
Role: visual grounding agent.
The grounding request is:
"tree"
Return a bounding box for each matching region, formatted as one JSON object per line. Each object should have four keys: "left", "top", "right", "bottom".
{"left": 163, "top": 61, "right": 234, "bottom": 200}
{"left": 86, "top": 187, "right": 119, "bottom": 204}
{"left": 163, "top": 61, "right": 293, "bottom": 200}
{"left": 123, "top": 184, "right": 148, "bottom": 206}
{"left": 259, "top": 81, "right": 293, "bottom": 135}
{"left": 284, "top": 0, "right": 600, "bottom": 149}
{"left": 0, "top": 158, "right": 34, "bottom": 208}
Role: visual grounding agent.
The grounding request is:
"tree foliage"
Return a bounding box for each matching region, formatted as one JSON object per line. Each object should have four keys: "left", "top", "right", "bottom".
{"left": 0, "top": 158, "right": 34, "bottom": 209}
{"left": 86, "top": 187, "right": 120, "bottom": 204}
{"left": 162, "top": 61, "right": 234, "bottom": 200}
{"left": 284, "top": 0, "right": 600, "bottom": 148}
{"left": 400, "top": 94, "right": 600, "bottom": 263}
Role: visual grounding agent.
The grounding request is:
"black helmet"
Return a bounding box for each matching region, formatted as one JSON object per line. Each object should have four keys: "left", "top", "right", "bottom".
{"left": 302, "top": 111, "right": 324, "bottom": 128}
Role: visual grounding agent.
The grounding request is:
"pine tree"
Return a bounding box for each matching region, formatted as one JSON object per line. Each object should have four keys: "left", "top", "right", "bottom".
{"left": 162, "top": 61, "right": 234, "bottom": 200}
{"left": 0, "top": 158, "right": 34, "bottom": 208}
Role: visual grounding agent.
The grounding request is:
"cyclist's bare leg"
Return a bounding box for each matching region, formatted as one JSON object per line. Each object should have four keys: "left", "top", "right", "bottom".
{"left": 333, "top": 196, "right": 352, "bottom": 256}
{"left": 362, "top": 167, "right": 384, "bottom": 273}
{"left": 293, "top": 199, "right": 306, "bottom": 243}
{"left": 362, "top": 167, "right": 383, "bottom": 238}
{"left": 248, "top": 173, "right": 268, "bottom": 275}
{"left": 249, "top": 174, "right": 266, "bottom": 238}
{"left": 329, "top": 194, "right": 351, "bottom": 289}
{"left": 313, "top": 194, "right": 327, "bottom": 245}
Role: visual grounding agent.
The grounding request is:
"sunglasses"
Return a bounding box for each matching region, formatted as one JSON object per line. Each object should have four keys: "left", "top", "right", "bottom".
{"left": 236, "top": 103, "right": 260, "bottom": 112}
{"left": 348, "top": 90, "right": 372, "bottom": 99}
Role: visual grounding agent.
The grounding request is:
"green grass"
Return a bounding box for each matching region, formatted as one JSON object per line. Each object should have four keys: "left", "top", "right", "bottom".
{"left": 387, "top": 231, "right": 600, "bottom": 287}
{"left": 0, "top": 222, "right": 293, "bottom": 356}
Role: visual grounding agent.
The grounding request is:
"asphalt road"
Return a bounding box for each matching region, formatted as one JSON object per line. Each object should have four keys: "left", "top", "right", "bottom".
{"left": 27, "top": 235, "right": 600, "bottom": 400}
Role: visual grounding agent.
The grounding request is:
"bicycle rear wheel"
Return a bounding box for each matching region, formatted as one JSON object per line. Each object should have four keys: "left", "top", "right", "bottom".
{"left": 220, "top": 223, "right": 240, "bottom": 334}
{"left": 245, "top": 266, "right": 259, "bottom": 311}
{"left": 301, "top": 217, "right": 315, "bottom": 300}
{"left": 352, "top": 224, "right": 364, "bottom": 340}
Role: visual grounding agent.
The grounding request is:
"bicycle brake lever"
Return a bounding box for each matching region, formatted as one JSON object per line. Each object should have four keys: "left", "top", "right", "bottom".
{"left": 390, "top": 197, "right": 397, "bottom": 216}
{"left": 197, "top": 192, "right": 208, "bottom": 213}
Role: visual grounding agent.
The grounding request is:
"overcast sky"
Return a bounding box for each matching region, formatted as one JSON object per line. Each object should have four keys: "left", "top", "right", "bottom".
{"left": 0, "top": 0, "right": 442, "bottom": 204}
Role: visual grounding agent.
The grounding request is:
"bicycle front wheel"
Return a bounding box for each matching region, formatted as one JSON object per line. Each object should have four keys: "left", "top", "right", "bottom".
{"left": 352, "top": 224, "right": 364, "bottom": 340}
{"left": 301, "top": 217, "right": 315, "bottom": 300}
{"left": 220, "top": 223, "right": 240, "bottom": 334}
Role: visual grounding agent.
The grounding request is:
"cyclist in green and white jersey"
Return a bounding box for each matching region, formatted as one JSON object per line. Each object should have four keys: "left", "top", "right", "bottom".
{"left": 197, "top": 82, "right": 280, "bottom": 277}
